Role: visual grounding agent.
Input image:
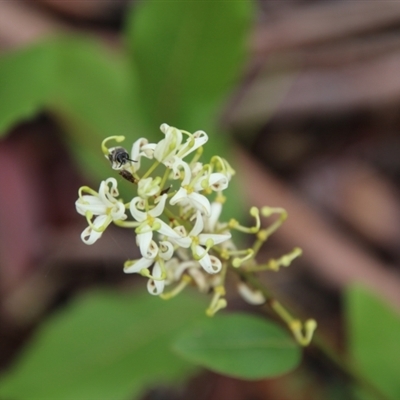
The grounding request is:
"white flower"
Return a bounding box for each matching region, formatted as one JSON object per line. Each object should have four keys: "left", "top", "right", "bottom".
{"left": 176, "top": 130, "right": 208, "bottom": 159}
{"left": 130, "top": 193, "right": 179, "bottom": 257}
{"left": 170, "top": 211, "right": 230, "bottom": 274}
{"left": 170, "top": 187, "right": 211, "bottom": 217}
{"left": 194, "top": 172, "right": 229, "bottom": 193}
{"left": 129, "top": 138, "right": 154, "bottom": 172}
{"left": 124, "top": 241, "right": 174, "bottom": 295}
{"left": 154, "top": 124, "right": 183, "bottom": 164}
{"left": 75, "top": 178, "right": 126, "bottom": 245}
{"left": 168, "top": 157, "right": 211, "bottom": 216}
{"left": 137, "top": 177, "right": 161, "bottom": 199}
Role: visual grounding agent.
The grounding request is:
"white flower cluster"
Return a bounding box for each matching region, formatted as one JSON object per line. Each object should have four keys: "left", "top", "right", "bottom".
{"left": 75, "top": 124, "right": 305, "bottom": 319}
{"left": 75, "top": 124, "right": 241, "bottom": 315}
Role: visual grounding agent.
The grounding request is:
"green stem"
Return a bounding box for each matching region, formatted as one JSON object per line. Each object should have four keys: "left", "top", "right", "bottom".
{"left": 234, "top": 269, "right": 391, "bottom": 400}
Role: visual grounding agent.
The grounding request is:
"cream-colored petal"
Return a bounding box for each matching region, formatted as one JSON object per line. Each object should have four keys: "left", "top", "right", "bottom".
{"left": 154, "top": 126, "right": 182, "bottom": 162}
{"left": 189, "top": 211, "right": 204, "bottom": 237}
{"left": 205, "top": 202, "right": 222, "bottom": 232}
{"left": 237, "top": 282, "right": 266, "bottom": 305}
{"left": 197, "top": 249, "right": 215, "bottom": 274}
{"left": 159, "top": 241, "right": 174, "bottom": 260}
{"left": 130, "top": 197, "right": 146, "bottom": 221}
{"left": 171, "top": 157, "right": 192, "bottom": 186}
{"left": 169, "top": 187, "right": 187, "bottom": 206}
{"left": 124, "top": 257, "right": 153, "bottom": 274}
{"left": 188, "top": 192, "right": 211, "bottom": 217}
{"left": 81, "top": 226, "right": 103, "bottom": 245}
{"left": 75, "top": 195, "right": 107, "bottom": 216}
{"left": 149, "top": 194, "right": 168, "bottom": 217}
{"left": 177, "top": 130, "right": 208, "bottom": 159}
{"left": 137, "top": 231, "right": 153, "bottom": 258}
{"left": 208, "top": 173, "right": 229, "bottom": 191}
{"left": 147, "top": 262, "right": 165, "bottom": 295}
{"left": 199, "top": 232, "right": 231, "bottom": 246}
{"left": 110, "top": 200, "right": 127, "bottom": 220}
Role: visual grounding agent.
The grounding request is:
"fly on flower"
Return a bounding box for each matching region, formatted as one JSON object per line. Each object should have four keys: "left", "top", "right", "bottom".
{"left": 107, "top": 146, "right": 138, "bottom": 183}
{"left": 108, "top": 147, "right": 136, "bottom": 169}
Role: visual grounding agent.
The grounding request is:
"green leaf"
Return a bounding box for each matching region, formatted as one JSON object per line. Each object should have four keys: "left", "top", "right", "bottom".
{"left": 125, "top": 1, "right": 252, "bottom": 220}
{"left": 48, "top": 36, "right": 146, "bottom": 196}
{"left": 173, "top": 313, "right": 301, "bottom": 380}
{"left": 0, "top": 290, "right": 207, "bottom": 400}
{"left": 125, "top": 0, "right": 253, "bottom": 133}
{"left": 346, "top": 285, "right": 400, "bottom": 400}
{"left": 0, "top": 41, "right": 56, "bottom": 135}
{"left": 0, "top": 36, "right": 145, "bottom": 197}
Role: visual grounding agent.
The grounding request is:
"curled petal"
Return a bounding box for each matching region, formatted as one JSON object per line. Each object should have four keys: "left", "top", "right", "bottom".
{"left": 187, "top": 192, "right": 211, "bottom": 217}
{"left": 205, "top": 202, "right": 222, "bottom": 232}
{"left": 130, "top": 197, "right": 146, "bottom": 221}
{"left": 149, "top": 194, "right": 168, "bottom": 217}
{"left": 177, "top": 130, "right": 208, "bottom": 159}
{"left": 81, "top": 226, "right": 103, "bottom": 245}
{"left": 171, "top": 157, "right": 192, "bottom": 185}
{"left": 174, "top": 225, "right": 187, "bottom": 237}
{"left": 136, "top": 231, "right": 153, "bottom": 258}
{"left": 199, "top": 232, "right": 231, "bottom": 246}
{"left": 237, "top": 282, "right": 266, "bottom": 305}
{"left": 110, "top": 200, "right": 127, "bottom": 220}
{"left": 147, "top": 262, "right": 165, "bottom": 295}
{"left": 189, "top": 211, "right": 204, "bottom": 237}
{"left": 130, "top": 138, "right": 149, "bottom": 171}
{"left": 169, "top": 187, "right": 188, "bottom": 206}
{"left": 209, "top": 256, "right": 222, "bottom": 273}
{"left": 208, "top": 173, "right": 229, "bottom": 191}
{"left": 154, "top": 126, "right": 182, "bottom": 163}
{"left": 140, "top": 143, "right": 156, "bottom": 158}
{"left": 91, "top": 214, "right": 111, "bottom": 232}
{"left": 197, "top": 249, "right": 221, "bottom": 274}
{"left": 146, "top": 240, "right": 159, "bottom": 259}
{"left": 156, "top": 219, "right": 181, "bottom": 240}
{"left": 105, "top": 177, "right": 119, "bottom": 197}
{"left": 98, "top": 179, "right": 117, "bottom": 206}
{"left": 170, "top": 227, "right": 191, "bottom": 248}
{"left": 170, "top": 189, "right": 211, "bottom": 217}
{"left": 138, "top": 177, "right": 161, "bottom": 198}
{"left": 124, "top": 257, "right": 153, "bottom": 274}
{"left": 75, "top": 195, "right": 107, "bottom": 216}
{"left": 160, "top": 123, "right": 170, "bottom": 134}
{"left": 198, "top": 250, "right": 212, "bottom": 274}
{"left": 159, "top": 241, "right": 174, "bottom": 260}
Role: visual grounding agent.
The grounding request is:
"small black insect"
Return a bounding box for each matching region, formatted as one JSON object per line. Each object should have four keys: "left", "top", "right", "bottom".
{"left": 119, "top": 170, "right": 137, "bottom": 183}
{"left": 108, "top": 147, "right": 136, "bottom": 170}
{"left": 160, "top": 185, "right": 171, "bottom": 195}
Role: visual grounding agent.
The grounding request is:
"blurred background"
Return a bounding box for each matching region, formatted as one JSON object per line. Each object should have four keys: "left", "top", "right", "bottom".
{"left": 1, "top": 0, "right": 400, "bottom": 399}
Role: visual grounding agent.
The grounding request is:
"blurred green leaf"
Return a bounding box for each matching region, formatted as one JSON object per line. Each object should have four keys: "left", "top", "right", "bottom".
{"left": 346, "top": 285, "right": 400, "bottom": 400}
{"left": 126, "top": 0, "right": 252, "bottom": 134}
{"left": 0, "top": 41, "right": 56, "bottom": 135}
{"left": 125, "top": 0, "right": 252, "bottom": 219}
{"left": 173, "top": 313, "right": 301, "bottom": 380}
{"left": 0, "top": 290, "right": 207, "bottom": 400}
{"left": 0, "top": 36, "right": 144, "bottom": 197}
{"left": 49, "top": 36, "right": 146, "bottom": 197}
